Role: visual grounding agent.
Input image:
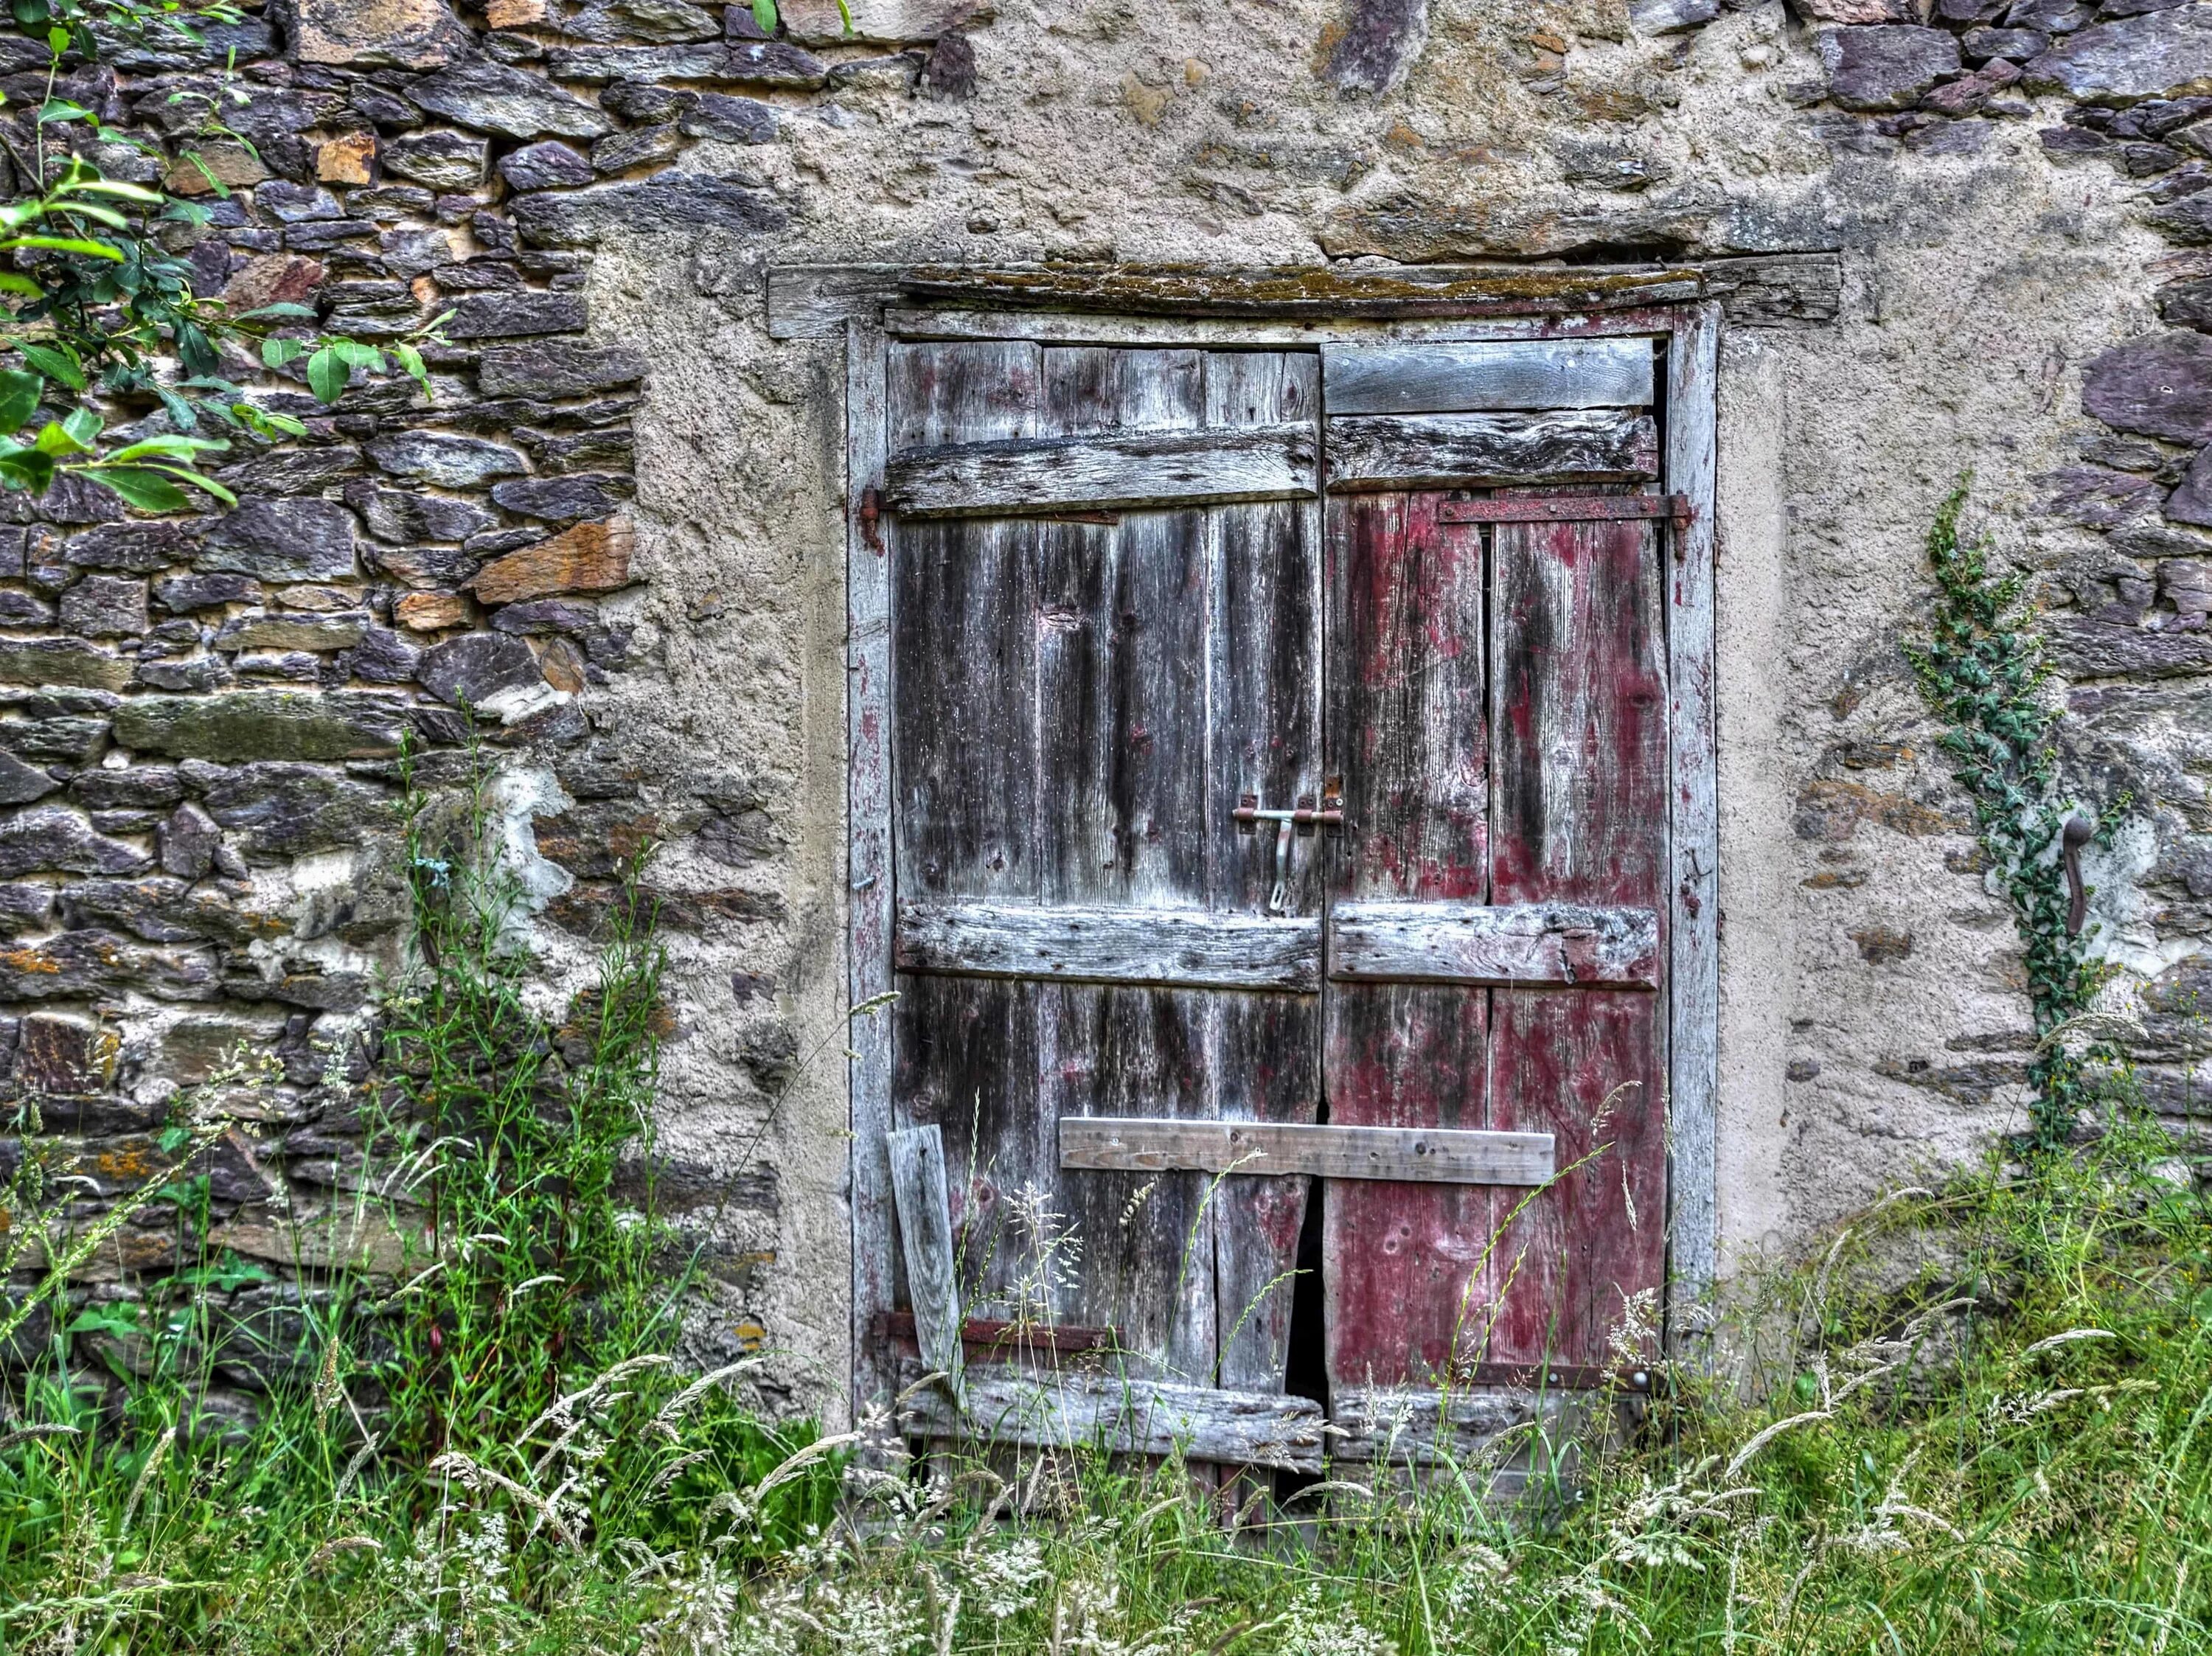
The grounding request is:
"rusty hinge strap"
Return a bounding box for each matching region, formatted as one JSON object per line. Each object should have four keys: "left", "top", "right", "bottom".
{"left": 1438, "top": 493, "right": 1692, "bottom": 531}
{"left": 877, "top": 1309, "right": 1116, "bottom": 1354}
{"left": 858, "top": 484, "right": 885, "bottom": 552}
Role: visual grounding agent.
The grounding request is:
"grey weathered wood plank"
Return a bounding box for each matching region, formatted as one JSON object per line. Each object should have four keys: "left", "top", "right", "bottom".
{"left": 847, "top": 317, "right": 900, "bottom": 1421}
{"left": 884, "top": 424, "right": 1317, "bottom": 516}
{"left": 896, "top": 900, "right": 1321, "bottom": 989}
{"left": 1329, "top": 901, "right": 1660, "bottom": 987}
{"left": 1324, "top": 410, "right": 1660, "bottom": 491}
{"left": 1060, "top": 1118, "right": 1554, "bottom": 1185}
{"left": 897, "top": 1365, "right": 1329, "bottom": 1472}
{"left": 1329, "top": 1385, "right": 1578, "bottom": 1468}
{"left": 887, "top": 1124, "right": 965, "bottom": 1408}
{"left": 1321, "top": 340, "right": 1655, "bottom": 416}
{"left": 1665, "top": 305, "right": 1722, "bottom": 1328}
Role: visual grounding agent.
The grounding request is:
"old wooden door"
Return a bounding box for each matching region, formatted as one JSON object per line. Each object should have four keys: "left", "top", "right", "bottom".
{"left": 872, "top": 333, "right": 1674, "bottom": 1469}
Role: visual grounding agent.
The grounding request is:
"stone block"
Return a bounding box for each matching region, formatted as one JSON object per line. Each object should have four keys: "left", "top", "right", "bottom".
{"left": 68, "top": 766, "right": 180, "bottom": 810}
{"left": 445, "top": 291, "right": 591, "bottom": 339}
{"left": 499, "top": 141, "right": 597, "bottom": 189}
{"left": 0, "top": 808, "right": 151, "bottom": 877}
{"left": 4, "top": 709, "right": 111, "bottom": 764}
{"left": 365, "top": 431, "right": 530, "bottom": 487}
{"left": 201, "top": 764, "right": 398, "bottom": 860}
{"left": 681, "top": 92, "right": 779, "bottom": 142}
{"left": 2003, "top": 0, "right": 2093, "bottom": 31}
{"left": 396, "top": 592, "right": 472, "bottom": 631}
{"left": 0, "top": 754, "right": 60, "bottom": 804}
{"left": 221, "top": 254, "right": 327, "bottom": 315}
{"left": 467, "top": 517, "right": 636, "bottom": 602}
{"left": 353, "top": 627, "right": 423, "bottom": 684}
{"left": 346, "top": 485, "right": 498, "bottom": 546}
{"left": 593, "top": 123, "right": 685, "bottom": 173}
{"left": 0, "top": 639, "right": 134, "bottom": 692}
{"left": 213, "top": 612, "right": 370, "bottom": 653}
{"left": 158, "top": 801, "right": 220, "bottom": 880}
{"left": 59, "top": 576, "right": 149, "bottom": 639}
{"left": 1790, "top": 0, "right": 1912, "bottom": 19}
{"left": 197, "top": 499, "right": 357, "bottom": 582}
{"left": 407, "top": 59, "right": 616, "bottom": 139}
{"left": 0, "top": 881, "right": 55, "bottom": 930}
{"left": 490, "top": 475, "right": 625, "bottom": 523}
{"left": 153, "top": 573, "right": 260, "bottom": 613}
{"left": 546, "top": 43, "right": 734, "bottom": 80}
{"left": 1819, "top": 26, "right": 1963, "bottom": 111}
{"left": 380, "top": 129, "right": 492, "bottom": 190}
{"left": 2024, "top": 7, "right": 2212, "bottom": 102}
{"left": 63, "top": 521, "right": 195, "bottom": 574}
{"left": 417, "top": 632, "right": 545, "bottom": 708}
{"left": 296, "top": 0, "right": 471, "bottom": 68}
{"left": 564, "top": 0, "right": 724, "bottom": 41}
{"left": 112, "top": 692, "right": 409, "bottom": 762}
{"left": 477, "top": 341, "right": 648, "bottom": 398}
{"left": 510, "top": 171, "right": 788, "bottom": 246}
{"left": 15, "top": 1013, "right": 119, "bottom": 1093}
{"left": 216, "top": 448, "right": 363, "bottom": 498}
{"left": 2083, "top": 330, "right": 2212, "bottom": 443}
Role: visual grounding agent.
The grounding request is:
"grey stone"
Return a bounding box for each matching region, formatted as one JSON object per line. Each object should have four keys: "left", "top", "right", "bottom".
{"left": 2002, "top": 0, "right": 2093, "bottom": 31}
{"left": 2161, "top": 276, "right": 2212, "bottom": 330}
{"left": 365, "top": 431, "right": 530, "bottom": 487}
{"left": 71, "top": 767, "right": 181, "bottom": 809}
{"left": 498, "top": 141, "right": 595, "bottom": 189}
{"left": 1819, "top": 26, "right": 1963, "bottom": 111}
{"left": 2167, "top": 446, "right": 2212, "bottom": 526}
{"left": 681, "top": 92, "right": 778, "bottom": 142}
{"left": 380, "top": 129, "right": 491, "bottom": 190}
{"left": 100, "top": 17, "right": 276, "bottom": 70}
{"left": 593, "top": 123, "right": 685, "bottom": 173}
{"left": 201, "top": 764, "right": 397, "bottom": 860}
{"left": 699, "top": 806, "right": 776, "bottom": 866}
{"left": 138, "top": 658, "right": 234, "bottom": 693}
{"left": 1318, "top": 0, "right": 1430, "bottom": 94}
{"left": 153, "top": 573, "right": 260, "bottom": 612}
{"left": 602, "top": 80, "right": 691, "bottom": 120}
{"left": 546, "top": 43, "right": 732, "bottom": 80}
{"left": 0, "top": 807, "right": 152, "bottom": 877}
{"left": 296, "top": 0, "right": 471, "bottom": 69}
{"left": 1961, "top": 24, "right": 2047, "bottom": 58}
{"left": 2083, "top": 330, "right": 2212, "bottom": 443}
{"left": 524, "top": 426, "right": 636, "bottom": 473}
{"left": 379, "top": 228, "right": 454, "bottom": 279}
{"left": 2054, "top": 611, "right": 2212, "bottom": 678}
{"left": 112, "top": 692, "right": 408, "bottom": 762}
{"left": 417, "top": 632, "right": 543, "bottom": 708}
{"left": 406, "top": 58, "right": 615, "bottom": 140}
{"left": 0, "top": 881, "right": 54, "bottom": 930}
{"left": 215, "top": 447, "right": 364, "bottom": 498}
{"left": 0, "top": 929, "right": 220, "bottom": 1002}
{"left": 511, "top": 173, "right": 787, "bottom": 246}
{"left": 367, "top": 544, "right": 485, "bottom": 588}
{"left": 445, "top": 291, "right": 591, "bottom": 339}
{"left": 255, "top": 182, "right": 343, "bottom": 223}
{"left": 0, "top": 639, "right": 133, "bottom": 692}
{"left": 214, "top": 612, "right": 371, "bottom": 653}
{"left": 196, "top": 499, "right": 357, "bottom": 583}
{"left": 345, "top": 484, "right": 498, "bottom": 544}
{"left": 490, "top": 475, "right": 624, "bottom": 522}
{"left": 2040, "top": 465, "right": 2164, "bottom": 526}
{"left": 920, "top": 32, "right": 975, "bottom": 100}
{"left": 2, "top": 709, "right": 109, "bottom": 763}
{"left": 0, "top": 591, "right": 55, "bottom": 627}
{"left": 0, "top": 753, "right": 60, "bottom": 804}
{"left": 725, "top": 40, "right": 832, "bottom": 86}
{"left": 562, "top": 0, "right": 723, "bottom": 42}
{"left": 60, "top": 576, "right": 149, "bottom": 639}
{"left": 478, "top": 342, "right": 647, "bottom": 398}
{"left": 55, "top": 875, "right": 260, "bottom": 944}
{"left": 2023, "top": 6, "right": 2212, "bottom": 101}
{"left": 352, "top": 627, "right": 422, "bottom": 683}
{"left": 63, "top": 520, "right": 196, "bottom": 574}
{"left": 2146, "top": 189, "right": 2212, "bottom": 244}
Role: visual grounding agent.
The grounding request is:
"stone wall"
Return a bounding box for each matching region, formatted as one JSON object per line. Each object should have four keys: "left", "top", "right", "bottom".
{"left": 4, "top": 0, "right": 2212, "bottom": 1422}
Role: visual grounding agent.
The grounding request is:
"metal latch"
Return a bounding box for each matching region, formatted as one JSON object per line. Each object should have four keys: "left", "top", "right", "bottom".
{"left": 1235, "top": 779, "right": 1343, "bottom": 914}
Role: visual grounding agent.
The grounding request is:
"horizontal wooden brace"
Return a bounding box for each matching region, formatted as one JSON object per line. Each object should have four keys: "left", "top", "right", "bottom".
{"left": 1439, "top": 493, "right": 1691, "bottom": 530}
{"left": 1321, "top": 339, "right": 1655, "bottom": 417}
{"left": 897, "top": 1364, "right": 1329, "bottom": 1472}
{"left": 1059, "top": 1117, "right": 1555, "bottom": 1185}
{"left": 896, "top": 901, "right": 1321, "bottom": 991}
{"left": 876, "top": 1310, "right": 1118, "bottom": 1355}
{"left": 1329, "top": 901, "right": 1660, "bottom": 988}
{"left": 883, "top": 423, "right": 1315, "bottom": 518}
{"left": 1324, "top": 409, "right": 1658, "bottom": 492}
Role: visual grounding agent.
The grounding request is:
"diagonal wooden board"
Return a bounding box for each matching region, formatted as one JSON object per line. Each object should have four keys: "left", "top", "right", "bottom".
{"left": 1060, "top": 1117, "right": 1554, "bottom": 1184}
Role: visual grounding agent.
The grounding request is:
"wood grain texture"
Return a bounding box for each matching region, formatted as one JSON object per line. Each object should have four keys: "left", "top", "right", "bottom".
{"left": 895, "top": 900, "right": 1321, "bottom": 989}
{"left": 898, "top": 1366, "right": 1329, "bottom": 1472}
{"left": 1329, "top": 1385, "right": 1576, "bottom": 1468}
{"left": 768, "top": 257, "right": 1849, "bottom": 338}
{"left": 888, "top": 1124, "right": 965, "bottom": 1406}
{"left": 1663, "top": 306, "right": 1722, "bottom": 1323}
{"left": 1486, "top": 493, "right": 1668, "bottom": 1372}
{"left": 1329, "top": 900, "right": 1660, "bottom": 987}
{"left": 884, "top": 423, "right": 1318, "bottom": 517}
{"left": 1321, "top": 339, "right": 1655, "bottom": 416}
{"left": 1060, "top": 1118, "right": 1554, "bottom": 1184}
{"left": 847, "top": 318, "right": 899, "bottom": 1419}
{"left": 1325, "top": 410, "right": 1660, "bottom": 491}
{"left": 1323, "top": 490, "right": 1497, "bottom": 1394}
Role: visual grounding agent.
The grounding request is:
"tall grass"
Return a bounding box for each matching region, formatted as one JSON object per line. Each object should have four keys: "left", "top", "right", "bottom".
{"left": 0, "top": 749, "right": 2205, "bottom": 1652}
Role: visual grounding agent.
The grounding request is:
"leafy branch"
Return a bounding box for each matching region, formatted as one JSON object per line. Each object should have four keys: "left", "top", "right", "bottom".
{"left": 1904, "top": 476, "right": 2119, "bottom": 1152}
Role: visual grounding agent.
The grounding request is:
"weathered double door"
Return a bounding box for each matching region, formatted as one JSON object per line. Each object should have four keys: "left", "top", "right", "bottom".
{"left": 882, "top": 335, "right": 1668, "bottom": 1455}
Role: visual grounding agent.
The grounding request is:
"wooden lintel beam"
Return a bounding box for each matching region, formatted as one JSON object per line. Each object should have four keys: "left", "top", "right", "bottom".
{"left": 1059, "top": 1117, "right": 1555, "bottom": 1186}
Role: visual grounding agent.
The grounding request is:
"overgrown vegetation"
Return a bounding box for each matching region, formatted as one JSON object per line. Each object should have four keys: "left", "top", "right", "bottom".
{"left": 1905, "top": 477, "right": 2118, "bottom": 1152}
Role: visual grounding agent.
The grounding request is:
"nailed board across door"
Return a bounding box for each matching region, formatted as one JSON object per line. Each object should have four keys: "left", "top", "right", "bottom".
{"left": 885, "top": 424, "right": 1318, "bottom": 516}
{"left": 1325, "top": 409, "right": 1660, "bottom": 491}
{"left": 895, "top": 900, "right": 1322, "bottom": 990}
{"left": 1320, "top": 339, "right": 1655, "bottom": 416}
{"left": 1329, "top": 900, "right": 1660, "bottom": 987}
{"left": 1059, "top": 1116, "right": 1555, "bottom": 1184}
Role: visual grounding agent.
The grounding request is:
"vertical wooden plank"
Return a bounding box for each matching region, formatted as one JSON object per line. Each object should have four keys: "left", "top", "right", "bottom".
{"left": 888, "top": 339, "right": 1042, "bottom": 450}
{"left": 847, "top": 318, "right": 898, "bottom": 1420}
{"left": 1665, "top": 305, "right": 1722, "bottom": 1327}
{"left": 888, "top": 1124, "right": 966, "bottom": 1407}
{"left": 1323, "top": 490, "right": 1496, "bottom": 1392}
{"left": 1206, "top": 351, "right": 1324, "bottom": 1398}
{"left": 1486, "top": 505, "right": 1667, "bottom": 1371}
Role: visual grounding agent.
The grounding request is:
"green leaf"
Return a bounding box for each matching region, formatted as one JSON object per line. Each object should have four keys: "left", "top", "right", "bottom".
{"left": 62, "top": 407, "right": 101, "bottom": 447}
{"left": 0, "top": 446, "right": 57, "bottom": 493}
{"left": 110, "top": 434, "right": 230, "bottom": 463}
{"left": 0, "top": 273, "right": 43, "bottom": 298}
{"left": 86, "top": 465, "right": 188, "bottom": 512}
{"left": 236, "top": 302, "right": 317, "bottom": 321}
{"left": 0, "top": 369, "right": 41, "bottom": 434}
{"left": 305, "top": 346, "right": 351, "bottom": 404}
{"left": 330, "top": 338, "right": 384, "bottom": 371}
{"left": 0, "top": 234, "right": 124, "bottom": 260}
{"left": 65, "top": 178, "right": 163, "bottom": 203}
{"left": 237, "top": 404, "right": 307, "bottom": 439}
{"left": 35, "top": 100, "right": 91, "bottom": 125}
{"left": 150, "top": 465, "right": 237, "bottom": 507}
{"left": 33, "top": 420, "right": 90, "bottom": 457}
{"left": 753, "top": 0, "right": 778, "bottom": 32}
{"left": 260, "top": 337, "right": 309, "bottom": 370}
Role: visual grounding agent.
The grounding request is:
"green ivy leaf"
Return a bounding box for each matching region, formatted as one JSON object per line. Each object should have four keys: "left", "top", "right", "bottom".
{"left": 752, "top": 0, "right": 778, "bottom": 32}
{"left": 15, "top": 343, "right": 86, "bottom": 390}
{"left": 86, "top": 464, "right": 188, "bottom": 512}
{"left": 0, "top": 444, "right": 57, "bottom": 493}
{"left": 260, "top": 336, "right": 308, "bottom": 371}
{"left": 0, "top": 368, "right": 41, "bottom": 433}
{"left": 305, "top": 345, "right": 350, "bottom": 404}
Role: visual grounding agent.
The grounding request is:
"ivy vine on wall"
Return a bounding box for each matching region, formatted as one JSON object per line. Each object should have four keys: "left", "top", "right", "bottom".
{"left": 1905, "top": 477, "right": 2117, "bottom": 1153}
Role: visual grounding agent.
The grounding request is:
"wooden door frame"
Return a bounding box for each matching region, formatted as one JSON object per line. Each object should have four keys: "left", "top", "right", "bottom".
{"left": 815, "top": 271, "right": 1721, "bottom": 1421}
